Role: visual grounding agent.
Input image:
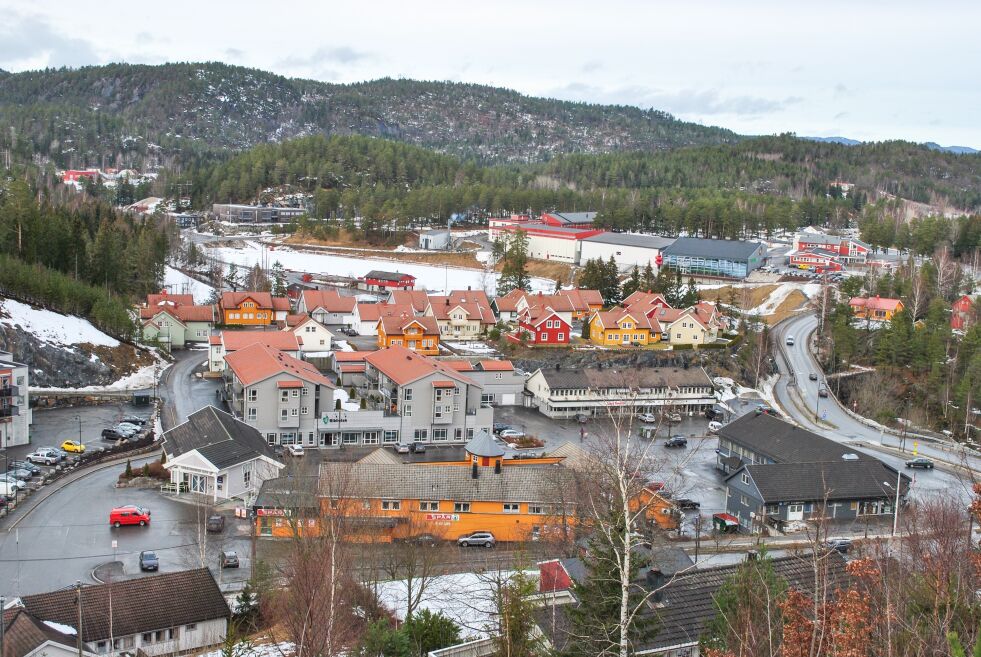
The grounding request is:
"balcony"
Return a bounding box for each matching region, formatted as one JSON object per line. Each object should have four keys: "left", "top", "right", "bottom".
{"left": 0, "top": 405, "right": 19, "bottom": 419}
{"left": 0, "top": 385, "right": 19, "bottom": 398}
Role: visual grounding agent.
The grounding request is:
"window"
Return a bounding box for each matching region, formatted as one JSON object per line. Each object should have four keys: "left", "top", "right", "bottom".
{"left": 403, "top": 404, "right": 412, "bottom": 417}
{"left": 363, "top": 432, "right": 379, "bottom": 445}
{"left": 302, "top": 387, "right": 309, "bottom": 396}
{"left": 243, "top": 469, "right": 251, "bottom": 486}
{"left": 291, "top": 408, "right": 298, "bottom": 416}
{"left": 381, "top": 499, "right": 401, "bottom": 511}
{"left": 740, "top": 495, "right": 749, "bottom": 506}
{"left": 301, "top": 406, "right": 308, "bottom": 415}
{"left": 342, "top": 432, "right": 359, "bottom": 444}
{"left": 292, "top": 389, "right": 300, "bottom": 397}
{"left": 528, "top": 505, "right": 545, "bottom": 515}
{"left": 495, "top": 372, "right": 503, "bottom": 379}
{"left": 247, "top": 408, "right": 257, "bottom": 420}
{"left": 414, "top": 429, "right": 428, "bottom": 441}
{"left": 248, "top": 389, "right": 258, "bottom": 402}
{"left": 557, "top": 333, "right": 565, "bottom": 341}
{"left": 97, "top": 641, "right": 109, "bottom": 653}
{"left": 404, "top": 388, "right": 413, "bottom": 401}
{"left": 433, "top": 429, "right": 448, "bottom": 441}
{"left": 383, "top": 430, "right": 399, "bottom": 443}
{"left": 741, "top": 473, "right": 750, "bottom": 485}
{"left": 467, "top": 428, "right": 475, "bottom": 439}
{"left": 503, "top": 503, "right": 520, "bottom": 514}
{"left": 280, "top": 409, "right": 288, "bottom": 420}
{"left": 420, "top": 501, "right": 439, "bottom": 511}
{"left": 142, "top": 633, "right": 153, "bottom": 644}
{"left": 455, "top": 428, "right": 463, "bottom": 440}
{"left": 281, "top": 391, "right": 289, "bottom": 402}
{"left": 185, "top": 623, "right": 197, "bottom": 631}
{"left": 454, "top": 502, "right": 471, "bottom": 513}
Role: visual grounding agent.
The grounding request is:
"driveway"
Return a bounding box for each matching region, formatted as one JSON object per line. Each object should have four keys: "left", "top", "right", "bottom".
{"left": 158, "top": 348, "right": 223, "bottom": 430}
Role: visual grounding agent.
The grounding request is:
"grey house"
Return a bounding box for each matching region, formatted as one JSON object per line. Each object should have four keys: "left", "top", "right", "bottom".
{"left": 717, "top": 411, "right": 910, "bottom": 532}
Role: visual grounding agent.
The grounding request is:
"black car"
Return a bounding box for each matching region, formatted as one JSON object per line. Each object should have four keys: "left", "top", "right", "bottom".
{"left": 206, "top": 515, "right": 225, "bottom": 533}
{"left": 410, "top": 442, "right": 427, "bottom": 453}
{"left": 818, "top": 387, "right": 829, "bottom": 398}
{"left": 905, "top": 457, "right": 934, "bottom": 469}
{"left": 664, "top": 436, "right": 688, "bottom": 448}
{"left": 824, "top": 538, "right": 853, "bottom": 554}
{"left": 139, "top": 550, "right": 159, "bottom": 571}
{"left": 101, "top": 428, "right": 125, "bottom": 441}
{"left": 674, "top": 498, "right": 701, "bottom": 510}
{"left": 343, "top": 327, "right": 358, "bottom": 336}
{"left": 121, "top": 415, "right": 147, "bottom": 426}
{"left": 808, "top": 372, "right": 818, "bottom": 381}
{"left": 492, "top": 423, "right": 511, "bottom": 434}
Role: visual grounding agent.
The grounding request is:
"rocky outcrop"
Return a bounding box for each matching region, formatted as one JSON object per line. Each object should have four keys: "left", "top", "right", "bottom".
{"left": 0, "top": 323, "right": 153, "bottom": 388}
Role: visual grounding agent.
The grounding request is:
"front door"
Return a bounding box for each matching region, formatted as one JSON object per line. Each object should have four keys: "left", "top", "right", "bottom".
{"left": 787, "top": 504, "right": 804, "bottom": 521}
{"left": 190, "top": 474, "right": 207, "bottom": 494}
{"left": 622, "top": 333, "right": 630, "bottom": 344}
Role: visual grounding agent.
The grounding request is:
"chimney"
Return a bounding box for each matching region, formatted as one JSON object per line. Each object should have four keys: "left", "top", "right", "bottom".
{"left": 471, "top": 462, "right": 479, "bottom": 479}
{"left": 746, "top": 550, "right": 759, "bottom": 561}
{"left": 467, "top": 286, "right": 471, "bottom": 291}
{"left": 494, "top": 459, "right": 502, "bottom": 474}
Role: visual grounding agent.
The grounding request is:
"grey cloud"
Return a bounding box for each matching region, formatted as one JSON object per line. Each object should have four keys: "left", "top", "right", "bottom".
{"left": 0, "top": 13, "right": 100, "bottom": 69}
{"left": 278, "top": 45, "right": 375, "bottom": 81}
{"left": 834, "top": 111, "right": 849, "bottom": 120}
{"left": 580, "top": 60, "right": 604, "bottom": 73}
{"left": 833, "top": 83, "right": 849, "bottom": 98}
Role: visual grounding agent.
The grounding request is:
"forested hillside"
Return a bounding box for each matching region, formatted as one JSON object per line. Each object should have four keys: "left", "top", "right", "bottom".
{"left": 0, "top": 62, "right": 738, "bottom": 168}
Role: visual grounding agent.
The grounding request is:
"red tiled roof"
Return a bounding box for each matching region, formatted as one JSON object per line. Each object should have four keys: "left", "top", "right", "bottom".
{"left": 443, "top": 360, "right": 476, "bottom": 371}
{"left": 477, "top": 359, "right": 514, "bottom": 371}
{"left": 339, "top": 364, "right": 366, "bottom": 373}
{"left": 378, "top": 314, "right": 440, "bottom": 335}
{"left": 390, "top": 290, "right": 430, "bottom": 313}
{"left": 494, "top": 289, "right": 527, "bottom": 312}
{"left": 221, "top": 330, "right": 300, "bottom": 353}
{"left": 225, "top": 343, "right": 334, "bottom": 387}
{"left": 334, "top": 351, "right": 368, "bottom": 362}
{"left": 358, "top": 303, "right": 414, "bottom": 322}
{"left": 277, "top": 380, "right": 304, "bottom": 388}
{"left": 302, "top": 289, "right": 356, "bottom": 313}
{"left": 520, "top": 304, "right": 570, "bottom": 327}
{"left": 561, "top": 288, "right": 603, "bottom": 308}
{"left": 272, "top": 297, "right": 291, "bottom": 311}
{"left": 428, "top": 290, "right": 495, "bottom": 324}
{"left": 175, "top": 305, "right": 216, "bottom": 322}
{"left": 432, "top": 380, "right": 456, "bottom": 388}
{"left": 221, "top": 291, "right": 277, "bottom": 309}
{"left": 208, "top": 335, "right": 222, "bottom": 345}
{"left": 849, "top": 296, "right": 903, "bottom": 311}
{"left": 592, "top": 307, "right": 654, "bottom": 331}
{"left": 285, "top": 313, "right": 307, "bottom": 327}
{"left": 147, "top": 293, "right": 195, "bottom": 308}
{"left": 365, "top": 345, "right": 474, "bottom": 387}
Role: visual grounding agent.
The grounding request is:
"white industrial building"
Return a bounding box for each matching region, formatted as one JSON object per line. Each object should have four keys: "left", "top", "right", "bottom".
{"left": 579, "top": 233, "right": 676, "bottom": 270}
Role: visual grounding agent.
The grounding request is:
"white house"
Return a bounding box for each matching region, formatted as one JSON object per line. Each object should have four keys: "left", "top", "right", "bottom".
{"left": 284, "top": 315, "right": 334, "bottom": 354}
{"left": 161, "top": 406, "right": 284, "bottom": 501}
{"left": 296, "top": 288, "right": 357, "bottom": 327}
{"left": 0, "top": 350, "right": 31, "bottom": 448}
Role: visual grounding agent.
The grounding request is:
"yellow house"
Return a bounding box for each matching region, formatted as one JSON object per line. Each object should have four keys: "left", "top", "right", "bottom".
{"left": 377, "top": 314, "right": 441, "bottom": 355}
{"left": 588, "top": 308, "right": 658, "bottom": 347}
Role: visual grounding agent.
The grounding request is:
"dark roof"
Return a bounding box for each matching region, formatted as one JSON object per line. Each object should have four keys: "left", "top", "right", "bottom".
{"left": 662, "top": 237, "right": 765, "bottom": 261}
{"left": 20, "top": 569, "right": 229, "bottom": 643}
{"left": 364, "top": 270, "right": 413, "bottom": 282}
{"left": 738, "top": 460, "right": 910, "bottom": 503}
{"left": 535, "top": 366, "right": 712, "bottom": 391}
{"left": 718, "top": 412, "right": 872, "bottom": 464}
{"left": 559, "top": 558, "right": 588, "bottom": 585}
{"left": 581, "top": 233, "right": 676, "bottom": 249}
{"left": 465, "top": 429, "right": 506, "bottom": 458}
{"left": 162, "top": 406, "right": 280, "bottom": 470}
{"left": 2, "top": 607, "right": 80, "bottom": 657}
{"left": 254, "top": 476, "right": 321, "bottom": 510}
{"left": 535, "top": 553, "right": 848, "bottom": 653}
{"left": 548, "top": 211, "right": 597, "bottom": 224}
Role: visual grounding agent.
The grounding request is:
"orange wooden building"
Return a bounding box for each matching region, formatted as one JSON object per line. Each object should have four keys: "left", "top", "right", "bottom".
{"left": 376, "top": 314, "right": 441, "bottom": 355}
{"left": 220, "top": 291, "right": 291, "bottom": 326}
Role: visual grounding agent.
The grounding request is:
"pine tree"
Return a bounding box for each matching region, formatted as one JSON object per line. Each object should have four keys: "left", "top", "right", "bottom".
{"left": 622, "top": 265, "right": 641, "bottom": 298}
{"left": 641, "top": 263, "right": 656, "bottom": 292}
{"left": 270, "top": 260, "right": 288, "bottom": 295}
{"left": 497, "top": 229, "right": 530, "bottom": 295}
{"left": 603, "top": 256, "right": 622, "bottom": 306}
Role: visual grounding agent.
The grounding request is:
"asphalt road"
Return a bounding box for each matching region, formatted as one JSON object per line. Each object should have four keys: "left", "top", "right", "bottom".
{"left": 0, "top": 348, "right": 236, "bottom": 596}
{"left": 771, "top": 313, "right": 978, "bottom": 502}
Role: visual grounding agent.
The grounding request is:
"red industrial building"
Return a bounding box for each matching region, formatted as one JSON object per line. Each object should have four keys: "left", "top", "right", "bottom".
{"left": 359, "top": 270, "right": 417, "bottom": 291}
{"left": 788, "top": 248, "right": 844, "bottom": 272}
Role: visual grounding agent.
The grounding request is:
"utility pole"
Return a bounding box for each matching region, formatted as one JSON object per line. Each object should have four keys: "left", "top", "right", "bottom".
{"left": 1, "top": 595, "right": 6, "bottom": 657}
{"left": 75, "top": 580, "right": 83, "bottom": 657}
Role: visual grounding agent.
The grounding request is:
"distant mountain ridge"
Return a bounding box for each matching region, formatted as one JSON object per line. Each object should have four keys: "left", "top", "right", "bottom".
{"left": 805, "top": 135, "right": 977, "bottom": 154}
{"left": 0, "top": 62, "right": 739, "bottom": 167}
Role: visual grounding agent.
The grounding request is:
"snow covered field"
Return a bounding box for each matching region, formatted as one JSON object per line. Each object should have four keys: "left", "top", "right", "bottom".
{"left": 205, "top": 240, "right": 554, "bottom": 295}
{"left": 0, "top": 298, "right": 120, "bottom": 347}
{"left": 163, "top": 266, "right": 215, "bottom": 303}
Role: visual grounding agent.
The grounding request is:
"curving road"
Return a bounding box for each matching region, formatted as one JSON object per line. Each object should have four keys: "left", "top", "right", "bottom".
{"left": 770, "top": 312, "right": 978, "bottom": 501}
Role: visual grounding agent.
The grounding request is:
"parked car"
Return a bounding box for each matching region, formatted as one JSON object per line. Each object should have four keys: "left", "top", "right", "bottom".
{"left": 342, "top": 327, "right": 358, "bottom": 336}
{"left": 818, "top": 387, "right": 829, "bottom": 398}
{"left": 663, "top": 412, "right": 682, "bottom": 424}
{"left": 0, "top": 482, "right": 19, "bottom": 498}
{"left": 8, "top": 461, "right": 40, "bottom": 476}
{"left": 707, "top": 421, "right": 724, "bottom": 433}
{"left": 410, "top": 441, "right": 427, "bottom": 454}
{"left": 206, "top": 515, "right": 226, "bottom": 533}
{"left": 286, "top": 444, "right": 304, "bottom": 457}
{"left": 117, "top": 422, "right": 142, "bottom": 434}
{"left": 121, "top": 415, "right": 147, "bottom": 425}
{"left": 139, "top": 550, "right": 159, "bottom": 571}
{"left": 786, "top": 336, "right": 795, "bottom": 346}
{"left": 4, "top": 467, "right": 33, "bottom": 481}
{"left": 272, "top": 445, "right": 285, "bottom": 457}
{"left": 492, "top": 423, "right": 511, "bottom": 434}
{"left": 101, "top": 429, "right": 125, "bottom": 441}
{"left": 675, "top": 498, "right": 701, "bottom": 510}
{"left": 109, "top": 505, "right": 151, "bottom": 528}
{"left": 499, "top": 429, "right": 525, "bottom": 439}
{"left": 905, "top": 457, "right": 934, "bottom": 470}
{"left": 457, "top": 531, "right": 496, "bottom": 548}
{"left": 113, "top": 425, "right": 138, "bottom": 438}
{"left": 808, "top": 372, "right": 818, "bottom": 381}
{"left": 395, "top": 443, "right": 411, "bottom": 454}
{"left": 574, "top": 413, "right": 589, "bottom": 424}
{"left": 664, "top": 436, "right": 688, "bottom": 448}
{"left": 824, "top": 538, "right": 853, "bottom": 554}
{"left": 636, "top": 413, "right": 659, "bottom": 423}
{"left": 220, "top": 550, "right": 240, "bottom": 568}
{"left": 61, "top": 440, "right": 86, "bottom": 453}
{"left": 27, "top": 449, "right": 62, "bottom": 465}
{"left": 0, "top": 474, "right": 27, "bottom": 490}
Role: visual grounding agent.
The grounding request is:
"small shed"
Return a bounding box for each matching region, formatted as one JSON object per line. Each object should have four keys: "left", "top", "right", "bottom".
{"left": 419, "top": 229, "right": 452, "bottom": 250}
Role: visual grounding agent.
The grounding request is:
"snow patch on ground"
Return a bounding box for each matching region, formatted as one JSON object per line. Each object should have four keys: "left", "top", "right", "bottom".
{"left": 333, "top": 340, "right": 354, "bottom": 352}
{"left": 743, "top": 283, "right": 820, "bottom": 316}
{"left": 0, "top": 298, "right": 120, "bottom": 347}
{"left": 444, "top": 341, "right": 498, "bottom": 355}
{"left": 377, "top": 570, "right": 535, "bottom": 638}
{"left": 206, "top": 240, "right": 554, "bottom": 295}
{"left": 199, "top": 641, "right": 294, "bottom": 657}
{"left": 32, "top": 361, "right": 162, "bottom": 392}
{"left": 333, "top": 388, "right": 360, "bottom": 412}
{"left": 162, "top": 266, "right": 215, "bottom": 303}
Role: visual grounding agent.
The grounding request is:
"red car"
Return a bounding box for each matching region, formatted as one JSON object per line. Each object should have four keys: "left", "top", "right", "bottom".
{"left": 109, "top": 505, "right": 151, "bottom": 528}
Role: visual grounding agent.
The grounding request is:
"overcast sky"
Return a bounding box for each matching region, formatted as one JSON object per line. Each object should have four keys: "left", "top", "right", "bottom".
{"left": 2, "top": 0, "right": 980, "bottom": 148}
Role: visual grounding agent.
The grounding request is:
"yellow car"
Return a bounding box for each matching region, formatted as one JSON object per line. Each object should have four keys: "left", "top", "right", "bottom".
{"left": 61, "top": 440, "right": 86, "bottom": 453}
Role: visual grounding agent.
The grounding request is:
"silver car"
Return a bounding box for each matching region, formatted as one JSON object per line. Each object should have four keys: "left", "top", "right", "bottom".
{"left": 457, "top": 531, "right": 496, "bottom": 548}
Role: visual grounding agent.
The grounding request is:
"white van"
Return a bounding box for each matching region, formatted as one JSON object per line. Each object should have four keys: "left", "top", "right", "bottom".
{"left": 786, "top": 336, "right": 795, "bottom": 346}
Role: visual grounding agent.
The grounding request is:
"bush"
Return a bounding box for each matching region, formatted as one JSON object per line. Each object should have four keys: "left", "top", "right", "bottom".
{"left": 489, "top": 327, "right": 501, "bottom": 341}
{"left": 360, "top": 397, "right": 367, "bottom": 409}
{"left": 142, "top": 463, "right": 150, "bottom": 477}
{"left": 125, "top": 459, "right": 133, "bottom": 478}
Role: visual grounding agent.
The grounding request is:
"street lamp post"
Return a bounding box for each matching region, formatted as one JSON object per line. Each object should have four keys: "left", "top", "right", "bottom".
{"left": 74, "top": 415, "right": 81, "bottom": 445}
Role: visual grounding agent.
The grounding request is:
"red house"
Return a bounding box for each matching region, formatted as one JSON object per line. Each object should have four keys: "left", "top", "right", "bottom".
{"left": 62, "top": 169, "right": 100, "bottom": 184}
{"left": 360, "top": 270, "right": 416, "bottom": 291}
{"left": 952, "top": 295, "right": 978, "bottom": 331}
{"left": 793, "top": 233, "right": 870, "bottom": 263}
{"left": 508, "top": 304, "right": 571, "bottom": 346}
{"left": 788, "top": 249, "right": 844, "bottom": 272}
